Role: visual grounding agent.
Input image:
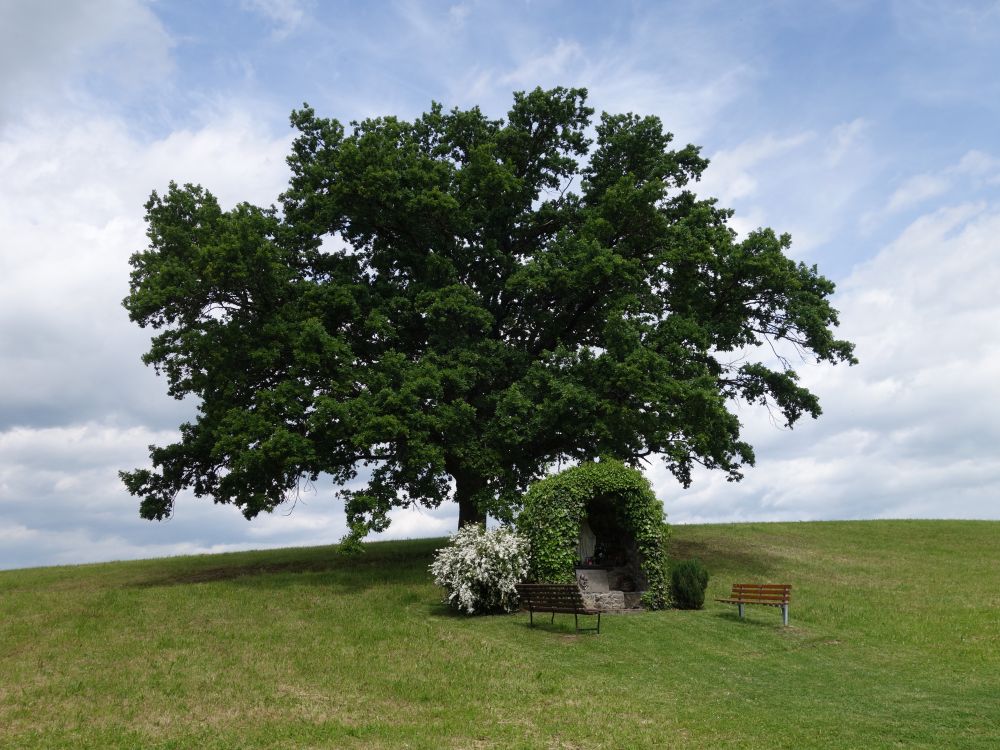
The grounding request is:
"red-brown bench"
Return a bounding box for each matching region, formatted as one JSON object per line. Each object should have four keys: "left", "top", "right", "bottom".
{"left": 515, "top": 583, "right": 601, "bottom": 634}
{"left": 716, "top": 583, "right": 792, "bottom": 625}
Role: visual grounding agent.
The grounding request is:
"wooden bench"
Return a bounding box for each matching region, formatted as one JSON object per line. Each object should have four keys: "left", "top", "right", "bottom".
{"left": 716, "top": 583, "right": 792, "bottom": 625}
{"left": 515, "top": 583, "right": 601, "bottom": 634}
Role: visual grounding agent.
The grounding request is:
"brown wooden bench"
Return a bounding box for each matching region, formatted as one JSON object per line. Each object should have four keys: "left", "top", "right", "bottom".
{"left": 716, "top": 583, "right": 792, "bottom": 625}
{"left": 515, "top": 583, "right": 601, "bottom": 634}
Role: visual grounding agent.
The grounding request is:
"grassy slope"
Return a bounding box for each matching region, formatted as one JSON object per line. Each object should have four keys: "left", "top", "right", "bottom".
{"left": 1, "top": 520, "right": 998, "bottom": 749}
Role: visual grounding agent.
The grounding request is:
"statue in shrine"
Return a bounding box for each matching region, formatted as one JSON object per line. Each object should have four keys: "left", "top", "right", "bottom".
{"left": 576, "top": 518, "right": 596, "bottom": 564}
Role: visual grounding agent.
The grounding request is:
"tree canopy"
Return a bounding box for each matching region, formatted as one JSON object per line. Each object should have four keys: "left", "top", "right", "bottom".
{"left": 121, "top": 87, "right": 856, "bottom": 541}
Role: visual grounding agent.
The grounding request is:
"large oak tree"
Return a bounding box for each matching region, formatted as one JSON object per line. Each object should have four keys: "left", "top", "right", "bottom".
{"left": 122, "top": 87, "right": 855, "bottom": 541}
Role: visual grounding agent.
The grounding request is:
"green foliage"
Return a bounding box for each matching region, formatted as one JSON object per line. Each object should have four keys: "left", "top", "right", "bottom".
{"left": 122, "top": 87, "right": 855, "bottom": 540}
{"left": 670, "top": 558, "right": 710, "bottom": 609}
{"left": 517, "top": 460, "right": 670, "bottom": 609}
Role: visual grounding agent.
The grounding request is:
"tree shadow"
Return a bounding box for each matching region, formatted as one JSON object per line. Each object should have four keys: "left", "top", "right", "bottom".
{"left": 130, "top": 559, "right": 343, "bottom": 587}
{"left": 424, "top": 601, "right": 465, "bottom": 619}
{"left": 423, "top": 602, "right": 530, "bottom": 623}
{"left": 126, "top": 539, "right": 443, "bottom": 591}
{"left": 709, "top": 609, "right": 784, "bottom": 629}
{"left": 517, "top": 620, "right": 583, "bottom": 636}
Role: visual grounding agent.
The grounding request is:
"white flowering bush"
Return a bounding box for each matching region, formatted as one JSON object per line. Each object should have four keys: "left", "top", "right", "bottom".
{"left": 429, "top": 524, "right": 530, "bottom": 615}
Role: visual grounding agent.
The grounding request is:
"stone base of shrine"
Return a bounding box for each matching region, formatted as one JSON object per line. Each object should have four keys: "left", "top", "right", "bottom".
{"left": 579, "top": 590, "right": 645, "bottom": 612}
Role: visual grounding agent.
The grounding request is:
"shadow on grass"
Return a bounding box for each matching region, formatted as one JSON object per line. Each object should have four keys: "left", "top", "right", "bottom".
{"left": 669, "top": 538, "right": 780, "bottom": 578}
{"left": 515, "top": 618, "right": 591, "bottom": 636}
{"left": 424, "top": 602, "right": 528, "bottom": 622}
{"left": 711, "top": 609, "right": 781, "bottom": 627}
{"left": 128, "top": 539, "right": 444, "bottom": 590}
{"left": 423, "top": 604, "right": 591, "bottom": 639}
{"left": 130, "top": 559, "right": 347, "bottom": 587}
{"left": 425, "top": 601, "right": 464, "bottom": 619}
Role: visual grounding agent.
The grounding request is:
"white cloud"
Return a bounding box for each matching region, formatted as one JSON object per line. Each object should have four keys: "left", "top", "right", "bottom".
{"left": 375, "top": 504, "right": 458, "bottom": 540}
{"left": 443, "top": 7, "right": 760, "bottom": 144}
{"left": 956, "top": 149, "right": 1000, "bottom": 177}
{"left": 0, "top": 0, "right": 173, "bottom": 120}
{"left": 0, "top": 418, "right": 446, "bottom": 570}
{"left": 0, "top": 103, "right": 310, "bottom": 569}
{"left": 885, "top": 173, "right": 952, "bottom": 213}
{"left": 827, "top": 118, "right": 869, "bottom": 166}
{"left": 888, "top": 1, "right": 1000, "bottom": 108}
{"left": 697, "top": 131, "right": 816, "bottom": 204}
{"left": 241, "top": 0, "right": 309, "bottom": 39}
{"left": 448, "top": 4, "right": 472, "bottom": 26}
{"left": 892, "top": 0, "right": 1000, "bottom": 44}
{"left": 0, "top": 108, "right": 293, "bottom": 431}
{"left": 694, "top": 120, "right": 875, "bottom": 262}
{"left": 497, "top": 39, "right": 585, "bottom": 89}
{"left": 589, "top": 64, "right": 753, "bottom": 146}
{"left": 867, "top": 149, "right": 1000, "bottom": 227}
{"left": 658, "top": 201, "right": 1000, "bottom": 524}
{"left": 0, "top": 420, "right": 356, "bottom": 569}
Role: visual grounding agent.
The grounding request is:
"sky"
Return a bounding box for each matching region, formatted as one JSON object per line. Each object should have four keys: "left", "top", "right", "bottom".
{"left": 1, "top": 0, "right": 999, "bottom": 570}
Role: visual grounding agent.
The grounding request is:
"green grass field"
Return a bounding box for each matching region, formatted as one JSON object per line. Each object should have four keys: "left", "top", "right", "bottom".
{"left": 2, "top": 520, "right": 998, "bottom": 748}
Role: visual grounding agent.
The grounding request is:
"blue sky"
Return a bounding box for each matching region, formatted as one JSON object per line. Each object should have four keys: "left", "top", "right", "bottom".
{"left": 1, "top": 0, "right": 999, "bottom": 569}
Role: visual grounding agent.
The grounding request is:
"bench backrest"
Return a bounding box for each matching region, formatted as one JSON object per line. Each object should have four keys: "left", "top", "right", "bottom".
{"left": 515, "top": 583, "right": 585, "bottom": 609}
{"left": 729, "top": 583, "right": 791, "bottom": 604}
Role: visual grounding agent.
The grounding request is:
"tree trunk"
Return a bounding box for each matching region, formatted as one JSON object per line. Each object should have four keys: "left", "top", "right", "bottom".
{"left": 451, "top": 463, "right": 487, "bottom": 528}
{"left": 457, "top": 496, "right": 486, "bottom": 528}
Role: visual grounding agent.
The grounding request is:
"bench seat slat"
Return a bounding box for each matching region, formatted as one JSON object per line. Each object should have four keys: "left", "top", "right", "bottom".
{"left": 522, "top": 606, "right": 601, "bottom": 615}
{"left": 732, "top": 583, "right": 791, "bottom": 589}
{"left": 719, "top": 594, "right": 790, "bottom": 602}
{"left": 730, "top": 592, "right": 790, "bottom": 598}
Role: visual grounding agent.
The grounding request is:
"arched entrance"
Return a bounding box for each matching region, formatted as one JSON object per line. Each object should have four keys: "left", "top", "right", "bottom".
{"left": 574, "top": 492, "right": 646, "bottom": 609}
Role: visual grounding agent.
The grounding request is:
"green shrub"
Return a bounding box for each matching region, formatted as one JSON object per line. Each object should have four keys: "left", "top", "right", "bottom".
{"left": 670, "top": 559, "right": 709, "bottom": 609}
{"left": 516, "top": 460, "right": 670, "bottom": 609}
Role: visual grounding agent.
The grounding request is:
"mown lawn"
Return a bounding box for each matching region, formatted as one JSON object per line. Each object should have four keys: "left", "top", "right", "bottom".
{"left": 1, "top": 520, "right": 998, "bottom": 748}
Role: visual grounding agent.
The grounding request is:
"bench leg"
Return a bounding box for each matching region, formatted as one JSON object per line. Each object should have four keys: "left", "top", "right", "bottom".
{"left": 574, "top": 612, "right": 600, "bottom": 634}
{"left": 782, "top": 605, "right": 788, "bottom": 626}
{"left": 551, "top": 611, "right": 556, "bottom": 624}
{"left": 529, "top": 609, "right": 534, "bottom": 628}
{"left": 738, "top": 603, "right": 745, "bottom": 619}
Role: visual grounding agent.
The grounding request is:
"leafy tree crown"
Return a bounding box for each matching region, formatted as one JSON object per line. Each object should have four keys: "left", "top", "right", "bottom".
{"left": 121, "top": 87, "right": 856, "bottom": 539}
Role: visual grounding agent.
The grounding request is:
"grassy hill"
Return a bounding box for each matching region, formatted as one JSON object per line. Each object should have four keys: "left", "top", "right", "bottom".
{"left": 2, "top": 520, "right": 998, "bottom": 749}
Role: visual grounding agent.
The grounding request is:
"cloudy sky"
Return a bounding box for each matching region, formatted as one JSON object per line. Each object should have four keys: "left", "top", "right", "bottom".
{"left": 1, "top": 0, "right": 998, "bottom": 570}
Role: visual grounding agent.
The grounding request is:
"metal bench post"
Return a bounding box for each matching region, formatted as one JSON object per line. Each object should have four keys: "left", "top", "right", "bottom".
{"left": 738, "top": 603, "right": 745, "bottom": 618}
{"left": 781, "top": 604, "right": 788, "bottom": 626}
